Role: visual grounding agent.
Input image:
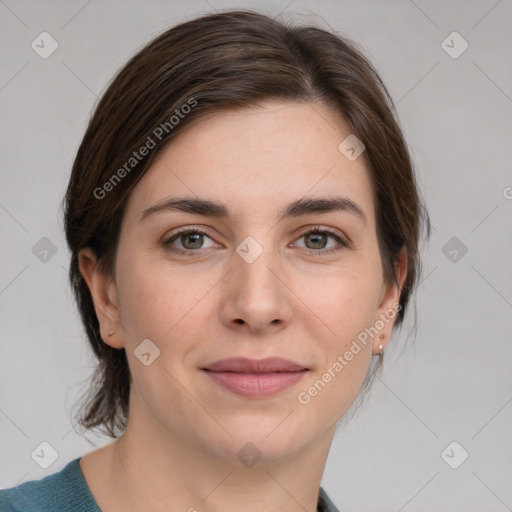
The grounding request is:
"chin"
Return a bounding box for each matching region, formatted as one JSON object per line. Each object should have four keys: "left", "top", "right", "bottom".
{"left": 199, "top": 414, "right": 318, "bottom": 466}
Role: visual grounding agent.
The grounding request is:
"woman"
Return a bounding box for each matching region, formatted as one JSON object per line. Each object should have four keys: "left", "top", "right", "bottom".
{"left": 0, "top": 8, "right": 429, "bottom": 511}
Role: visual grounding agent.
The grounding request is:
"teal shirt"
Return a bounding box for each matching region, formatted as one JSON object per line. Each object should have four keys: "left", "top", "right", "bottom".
{"left": 0, "top": 458, "right": 340, "bottom": 511}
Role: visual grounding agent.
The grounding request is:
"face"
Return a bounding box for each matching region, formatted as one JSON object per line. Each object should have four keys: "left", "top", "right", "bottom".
{"left": 80, "top": 100, "right": 405, "bottom": 465}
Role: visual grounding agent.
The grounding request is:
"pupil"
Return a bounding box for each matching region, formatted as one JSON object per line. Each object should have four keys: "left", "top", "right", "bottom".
{"left": 183, "top": 233, "right": 202, "bottom": 249}
{"left": 306, "top": 233, "right": 326, "bottom": 249}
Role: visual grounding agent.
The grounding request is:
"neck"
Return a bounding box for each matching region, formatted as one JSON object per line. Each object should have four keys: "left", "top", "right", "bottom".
{"left": 88, "top": 400, "right": 336, "bottom": 511}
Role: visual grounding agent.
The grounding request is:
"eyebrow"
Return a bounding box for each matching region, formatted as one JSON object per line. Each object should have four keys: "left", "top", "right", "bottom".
{"left": 140, "top": 195, "right": 367, "bottom": 225}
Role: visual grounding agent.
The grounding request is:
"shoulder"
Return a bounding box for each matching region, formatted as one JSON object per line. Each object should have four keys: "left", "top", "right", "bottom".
{"left": 0, "top": 458, "right": 100, "bottom": 512}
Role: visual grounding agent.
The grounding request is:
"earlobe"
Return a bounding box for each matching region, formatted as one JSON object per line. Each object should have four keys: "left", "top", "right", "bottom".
{"left": 77, "top": 248, "right": 124, "bottom": 349}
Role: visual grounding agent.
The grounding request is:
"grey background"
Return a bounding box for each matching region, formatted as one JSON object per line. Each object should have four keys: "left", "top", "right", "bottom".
{"left": 1, "top": 0, "right": 511, "bottom": 510}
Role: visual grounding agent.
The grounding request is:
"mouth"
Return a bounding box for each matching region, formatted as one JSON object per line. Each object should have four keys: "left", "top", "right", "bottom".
{"left": 200, "top": 357, "right": 309, "bottom": 398}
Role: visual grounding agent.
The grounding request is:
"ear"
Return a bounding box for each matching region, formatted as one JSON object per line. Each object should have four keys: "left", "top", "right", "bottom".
{"left": 78, "top": 247, "right": 124, "bottom": 349}
{"left": 372, "top": 246, "right": 408, "bottom": 355}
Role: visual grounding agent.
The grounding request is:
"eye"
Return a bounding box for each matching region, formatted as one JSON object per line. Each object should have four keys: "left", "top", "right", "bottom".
{"left": 292, "top": 226, "right": 350, "bottom": 256}
{"left": 163, "top": 227, "right": 219, "bottom": 255}
{"left": 162, "top": 225, "right": 350, "bottom": 257}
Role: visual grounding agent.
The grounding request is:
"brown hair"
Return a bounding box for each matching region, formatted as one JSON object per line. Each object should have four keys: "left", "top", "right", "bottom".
{"left": 63, "top": 9, "right": 430, "bottom": 438}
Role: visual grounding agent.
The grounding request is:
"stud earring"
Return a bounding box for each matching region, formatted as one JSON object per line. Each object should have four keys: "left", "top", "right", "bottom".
{"left": 107, "top": 331, "right": 114, "bottom": 337}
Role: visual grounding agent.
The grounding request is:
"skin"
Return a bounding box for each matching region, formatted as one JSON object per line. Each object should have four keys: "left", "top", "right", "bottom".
{"left": 78, "top": 99, "right": 407, "bottom": 512}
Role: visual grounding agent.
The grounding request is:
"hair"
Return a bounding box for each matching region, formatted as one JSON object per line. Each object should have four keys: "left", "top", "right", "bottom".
{"left": 63, "top": 9, "right": 430, "bottom": 438}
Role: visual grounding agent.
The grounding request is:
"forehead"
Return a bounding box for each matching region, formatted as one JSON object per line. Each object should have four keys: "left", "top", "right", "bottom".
{"left": 123, "top": 100, "right": 375, "bottom": 226}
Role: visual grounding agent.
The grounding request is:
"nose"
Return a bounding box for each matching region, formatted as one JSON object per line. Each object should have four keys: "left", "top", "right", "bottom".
{"left": 219, "top": 241, "right": 293, "bottom": 335}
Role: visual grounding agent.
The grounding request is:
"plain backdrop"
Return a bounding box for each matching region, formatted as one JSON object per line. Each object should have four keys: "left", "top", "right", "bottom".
{"left": 1, "top": 1, "right": 511, "bottom": 511}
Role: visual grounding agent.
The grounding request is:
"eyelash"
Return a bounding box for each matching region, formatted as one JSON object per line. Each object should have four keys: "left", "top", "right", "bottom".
{"left": 162, "top": 225, "right": 350, "bottom": 257}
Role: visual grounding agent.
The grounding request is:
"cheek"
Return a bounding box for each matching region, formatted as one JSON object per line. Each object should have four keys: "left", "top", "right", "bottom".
{"left": 303, "top": 263, "right": 382, "bottom": 343}
{"left": 115, "top": 254, "right": 206, "bottom": 341}
{"left": 113, "top": 257, "right": 204, "bottom": 404}
{"left": 295, "top": 287, "right": 376, "bottom": 423}
{"left": 295, "top": 265, "right": 381, "bottom": 411}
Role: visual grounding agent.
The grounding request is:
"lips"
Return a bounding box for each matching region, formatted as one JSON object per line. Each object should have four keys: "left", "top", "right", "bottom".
{"left": 202, "top": 357, "right": 307, "bottom": 373}
{"left": 201, "top": 357, "right": 308, "bottom": 398}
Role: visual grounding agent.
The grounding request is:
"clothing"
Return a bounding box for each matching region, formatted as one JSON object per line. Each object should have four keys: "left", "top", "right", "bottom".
{"left": 317, "top": 486, "right": 340, "bottom": 512}
{"left": 0, "top": 458, "right": 100, "bottom": 512}
{"left": 0, "top": 457, "right": 340, "bottom": 511}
